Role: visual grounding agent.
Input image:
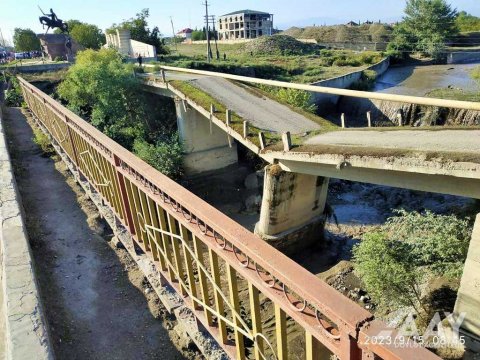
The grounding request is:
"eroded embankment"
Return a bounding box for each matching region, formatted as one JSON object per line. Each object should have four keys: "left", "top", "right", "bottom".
{"left": 337, "top": 96, "right": 480, "bottom": 127}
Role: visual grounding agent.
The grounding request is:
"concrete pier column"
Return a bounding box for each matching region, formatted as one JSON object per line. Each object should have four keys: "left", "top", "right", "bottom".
{"left": 455, "top": 213, "right": 480, "bottom": 351}
{"left": 175, "top": 97, "right": 237, "bottom": 175}
{"left": 255, "top": 164, "right": 329, "bottom": 253}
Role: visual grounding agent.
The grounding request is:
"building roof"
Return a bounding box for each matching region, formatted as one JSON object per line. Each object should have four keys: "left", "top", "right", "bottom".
{"left": 221, "top": 9, "right": 271, "bottom": 17}
{"left": 177, "top": 28, "right": 193, "bottom": 34}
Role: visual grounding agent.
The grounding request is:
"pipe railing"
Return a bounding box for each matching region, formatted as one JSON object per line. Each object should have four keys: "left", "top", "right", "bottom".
{"left": 18, "top": 76, "right": 440, "bottom": 360}
{"left": 149, "top": 65, "right": 480, "bottom": 111}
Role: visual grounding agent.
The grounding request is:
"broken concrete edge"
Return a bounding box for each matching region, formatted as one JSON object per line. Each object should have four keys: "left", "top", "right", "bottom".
{"left": 142, "top": 80, "right": 261, "bottom": 155}
{"left": 30, "top": 112, "right": 229, "bottom": 360}
{"left": 0, "top": 106, "right": 54, "bottom": 360}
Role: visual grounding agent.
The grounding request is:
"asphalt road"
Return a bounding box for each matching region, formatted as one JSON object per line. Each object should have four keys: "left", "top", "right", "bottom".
{"left": 306, "top": 129, "right": 480, "bottom": 153}
{"left": 164, "top": 72, "right": 321, "bottom": 134}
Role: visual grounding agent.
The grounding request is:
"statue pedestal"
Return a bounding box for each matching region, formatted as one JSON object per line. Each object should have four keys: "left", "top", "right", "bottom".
{"left": 37, "top": 34, "right": 81, "bottom": 61}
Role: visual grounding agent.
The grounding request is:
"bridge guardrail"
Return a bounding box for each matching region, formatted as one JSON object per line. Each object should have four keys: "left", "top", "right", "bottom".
{"left": 149, "top": 65, "right": 480, "bottom": 112}
{"left": 18, "top": 76, "right": 440, "bottom": 360}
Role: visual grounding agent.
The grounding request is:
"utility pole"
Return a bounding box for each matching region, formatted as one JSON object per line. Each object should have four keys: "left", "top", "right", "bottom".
{"left": 170, "top": 16, "right": 178, "bottom": 54}
{"left": 202, "top": 0, "right": 211, "bottom": 62}
{"left": 211, "top": 17, "right": 220, "bottom": 60}
{"left": 0, "top": 28, "right": 5, "bottom": 47}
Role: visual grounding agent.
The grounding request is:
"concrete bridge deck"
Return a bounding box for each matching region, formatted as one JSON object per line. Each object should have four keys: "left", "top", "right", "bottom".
{"left": 305, "top": 129, "right": 480, "bottom": 154}
{"left": 164, "top": 72, "right": 321, "bottom": 133}
{"left": 143, "top": 68, "right": 480, "bottom": 199}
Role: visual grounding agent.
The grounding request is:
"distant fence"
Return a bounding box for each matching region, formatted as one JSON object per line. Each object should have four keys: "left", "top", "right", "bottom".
{"left": 19, "top": 76, "right": 441, "bottom": 360}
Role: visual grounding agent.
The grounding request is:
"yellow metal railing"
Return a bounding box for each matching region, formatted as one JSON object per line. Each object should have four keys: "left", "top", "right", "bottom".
{"left": 18, "top": 77, "right": 440, "bottom": 360}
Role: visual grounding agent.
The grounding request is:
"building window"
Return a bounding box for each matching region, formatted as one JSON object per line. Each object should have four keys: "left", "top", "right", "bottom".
{"left": 259, "top": 21, "right": 262, "bottom": 27}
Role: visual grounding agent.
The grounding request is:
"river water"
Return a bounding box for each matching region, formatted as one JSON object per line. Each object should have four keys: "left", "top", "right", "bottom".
{"left": 373, "top": 63, "right": 480, "bottom": 96}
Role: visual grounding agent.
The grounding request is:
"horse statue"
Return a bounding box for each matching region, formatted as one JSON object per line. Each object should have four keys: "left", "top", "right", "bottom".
{"left": 39, "top": 8, "right": 69, "bottom": 34}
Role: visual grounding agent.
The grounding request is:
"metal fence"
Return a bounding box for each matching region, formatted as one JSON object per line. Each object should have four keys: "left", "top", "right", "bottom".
{"left": 18, "top": 76, "right": 440, "bottom": 360}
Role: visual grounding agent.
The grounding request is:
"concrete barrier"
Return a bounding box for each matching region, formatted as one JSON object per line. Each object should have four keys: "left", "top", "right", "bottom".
{"left": 0, "top": 102, "right": 53, "bottom": 359}
{"left": 0, "top": 62, "right": 70, "bottom": 73}
{"left": 310, "top": 56, "right": 391, "bottom": 111}
{"left": 447, "top": 51, "right": 480, "bottom": 64}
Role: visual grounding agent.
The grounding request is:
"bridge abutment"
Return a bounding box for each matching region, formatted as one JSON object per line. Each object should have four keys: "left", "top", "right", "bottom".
{"left": 175, "top": 97, "right": 238, "bottom": 175}
{"left": 455, "top": 213, "right": 480, "bottom": 351}
{"left": 255, "top": 164, "right": 329, "bottom": 253}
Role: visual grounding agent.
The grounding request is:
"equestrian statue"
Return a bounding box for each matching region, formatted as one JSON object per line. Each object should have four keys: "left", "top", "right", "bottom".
{"left": 39, "top": 7, "right": 69, "bottom": 34}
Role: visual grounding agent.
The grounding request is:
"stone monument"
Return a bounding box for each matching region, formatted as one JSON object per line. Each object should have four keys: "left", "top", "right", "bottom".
{"left": 37, "top": 8, "right": 80, "bottom": 61}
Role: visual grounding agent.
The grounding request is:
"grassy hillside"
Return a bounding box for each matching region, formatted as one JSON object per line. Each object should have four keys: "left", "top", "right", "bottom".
{"left": 162, "top": 35, "right": 383, "bottom": 83}
{"left": 282, "top": 23, "right": 393, "bottom": 44}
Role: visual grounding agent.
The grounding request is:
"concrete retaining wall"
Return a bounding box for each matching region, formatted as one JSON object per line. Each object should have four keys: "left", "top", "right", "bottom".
{"left": 310, "top": 57, "right": 391, "bottom": 111}
{"left": 0, "top": 103, "right": 53, "bottom": 359}
{"left": 4, "top": 62, "right": 70, "bottom": 73}
{"left": 447, "top": 51, "right": 480, "bottom": 65}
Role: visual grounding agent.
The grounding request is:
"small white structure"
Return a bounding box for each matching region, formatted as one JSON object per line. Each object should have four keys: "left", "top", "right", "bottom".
{"left": 105, "top": 29, "right": 156, "bottom": 59}
{"left": 177, "top": 28, "right": 193, "bottom": 40}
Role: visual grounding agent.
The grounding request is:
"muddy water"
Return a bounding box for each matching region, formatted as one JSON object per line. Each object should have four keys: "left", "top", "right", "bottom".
{"left": 374, "top": 63, "right": 480, "bottom": 96}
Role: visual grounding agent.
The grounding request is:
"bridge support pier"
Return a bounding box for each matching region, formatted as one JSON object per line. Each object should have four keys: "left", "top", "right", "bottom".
{"left": 455, "top": 213, "right": 480, "bottom": 351}
{"left": 255, "top": 164, "right": 329, "bottom": 253}
{"left": 175, "top": 97, "right": 237, "bottom": 175}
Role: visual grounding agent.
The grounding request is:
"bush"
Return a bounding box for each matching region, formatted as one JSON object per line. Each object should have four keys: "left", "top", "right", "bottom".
{"left": 353, "top": 210, "right": 472, "bottom": 313}
{"left": 383, "top": 210, "right": 471, "bottom": 278}
{"left": 133, "top": 133, "right": 184, "bottom": 179}
{"left": 57, "top": 49, "right": 147, "bottom": 149}
{"left": 350, "top": 69, "right": 378, "bottom": 91}
{"left": 134, "top": 65, "right": 144, "bottom": 73}
{"left": 276, "top": 88, "right": 317, "bottom": 113}
{"left": 32, "top": 127, "right": 54, "bottom": 154}
{"left": 471, "top": 66, "right": 480, "bottom": 82}
{"left": 353, "top": 231, "right": 423, "bottom": 311}
{"left": 5, "top": 77, "right": 24, "bottom": 107}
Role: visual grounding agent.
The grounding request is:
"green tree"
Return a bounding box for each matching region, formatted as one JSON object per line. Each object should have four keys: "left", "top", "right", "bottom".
{"left": 353, "top": 210, "right": 471, "bottom": 314}
{"left": 57, "top": 48, "right": 146, "bottom": 148}
{"left": 456, "top": 11, "right": 480, "bottom": 32}
{"left": 57, "top": 48, "right": 183, "bottom": 178}
{"left": 353, "top": 232, "right": 424, "bottom": 313}
{"left": 108, "top": 9, "right": 167, "bottom": 54}
{"left": 13, "top": 28, "right": 41, "bottom": 52}
{"left": 133, "top": 134, "right": 184, "bottom": 179}
{"left": 55, "top": 20, "right": 106, "bottom": 49}
{"left": 388, "top": 0, "right": 458, "bottom": 58}
{"left": 191, "top": 29, "right": 206, "bottom": 41}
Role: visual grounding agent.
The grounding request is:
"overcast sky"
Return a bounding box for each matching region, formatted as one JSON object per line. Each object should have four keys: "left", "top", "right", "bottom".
{"left": 1, "top": 0, "right": 479, "bottom": 44}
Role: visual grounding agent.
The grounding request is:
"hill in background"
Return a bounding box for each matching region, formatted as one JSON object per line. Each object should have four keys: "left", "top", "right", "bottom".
{"left": 282, "top": 23, "right": 393, "bottom": 45}
{"left": 238, "top": 35, "right": 318, "bottom": 56}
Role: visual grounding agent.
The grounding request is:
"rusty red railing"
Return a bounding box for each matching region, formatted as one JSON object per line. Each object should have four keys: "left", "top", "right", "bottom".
{"left": 18, "top": 76, "right": 440, "bottom": 360}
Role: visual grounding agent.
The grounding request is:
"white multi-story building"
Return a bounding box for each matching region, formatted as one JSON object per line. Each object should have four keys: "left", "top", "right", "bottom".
{"left": 217, "top": 9, "right": 273, "bottom": 40}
